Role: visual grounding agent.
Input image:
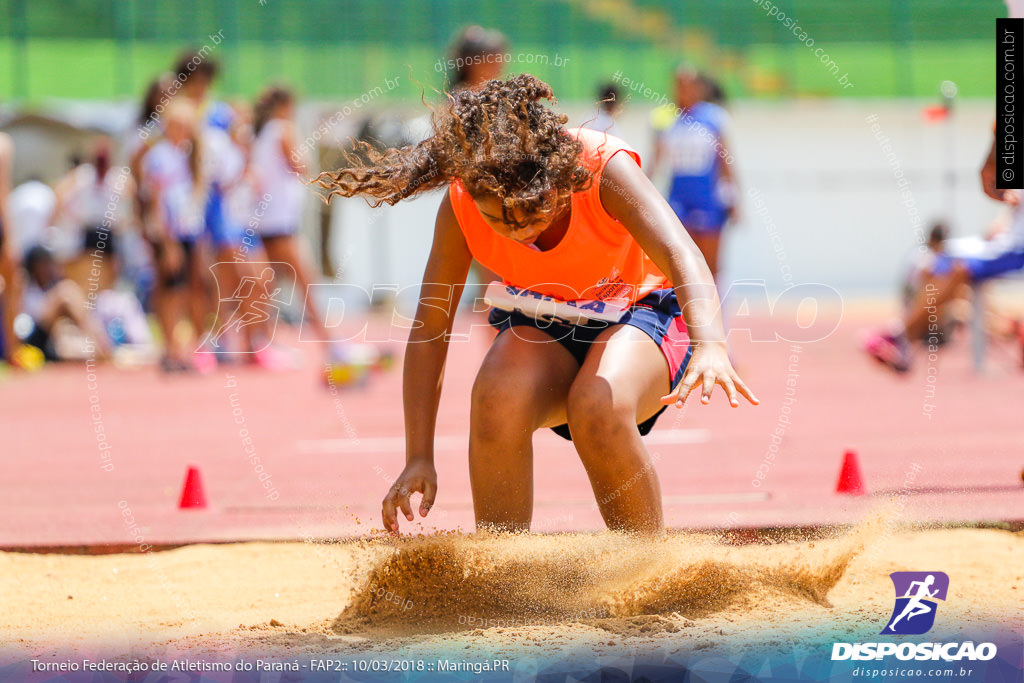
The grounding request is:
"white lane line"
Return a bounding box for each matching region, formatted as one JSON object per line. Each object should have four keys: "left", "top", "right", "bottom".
{"left": 540, "top": 492, "right": 770, "bottom": 507}
{"left": 643, "top": 428, "right": 711, "bottom": 445}
{"left": 296, "top": 428, "right": 711, "bottom": 454}
{"left": 226, "top": 491, "right": 765, "bottom": 514}
{"left": 296, "top": 435, "right": 464, "bottom": 454}
{"left": 662, "top": 492, "right": 771, "bottom": 505}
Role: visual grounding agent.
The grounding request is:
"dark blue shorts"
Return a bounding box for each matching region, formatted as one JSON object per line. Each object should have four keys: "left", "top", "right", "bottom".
{"left": 959, "top": 249, "right": 1024, "bottom": 281}
{"left": 667, "top": 200, "right": 728, "bottom": 235}
{"left": 205, "top": 191, "right": 246, "bottom": 249}
{"left": 156, "top": 238, "right": 196, "bottom": 289}
{"left": 933, "top": 243, "right": 1024, "bottom": 282}
{"left": 488, "top": 288, "right": 692, "bottom": 441}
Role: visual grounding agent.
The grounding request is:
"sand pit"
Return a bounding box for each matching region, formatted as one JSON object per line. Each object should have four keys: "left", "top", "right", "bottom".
{"left": 339, "top": 528, "right": 860, "bottom": 630}
{"left": 1, "top": 526, "right": 1021, "bottom": 665}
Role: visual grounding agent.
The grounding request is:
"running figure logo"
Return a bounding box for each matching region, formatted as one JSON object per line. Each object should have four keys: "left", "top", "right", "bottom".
{"left": 204, "top": 262, "right": 294, "bottom": 353}
{"left": 881, "top": 571, "right": 949, "bottom": 635}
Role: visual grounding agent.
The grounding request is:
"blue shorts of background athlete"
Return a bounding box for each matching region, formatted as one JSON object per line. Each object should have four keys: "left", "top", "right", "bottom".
{"left": 205, "top": 188, "right": 247, "bottom": 250}
{"left": 932, "top": 244, "right": 1024, "bottom": 281}
{"left": 668, "top": 178, "right": 729, "bottom": 234}
{"left": 488, "top": 288, "right": 692, "bottom": 442}
{"left": 669, "top": 200, "right": 729, "bottom": 234}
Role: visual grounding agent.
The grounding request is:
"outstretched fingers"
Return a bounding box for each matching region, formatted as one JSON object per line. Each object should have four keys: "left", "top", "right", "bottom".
{"left": 700, "top": 371, "right": 716, "bottom": 405}
{"left": 381, "top": 484, "right": 413, "bottom": 533}
{"left": 661, "top": 368, "right": 699, "bottom": 406}
{"left": 730, "top": 372, "right": 759, "bottom": 405}
{"left": 419, "top": 479, "right": 437, "bottom": 517}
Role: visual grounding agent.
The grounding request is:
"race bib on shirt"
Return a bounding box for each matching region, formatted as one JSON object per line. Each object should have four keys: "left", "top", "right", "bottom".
{"left": 483, "top": 282, "right": 629, "bottom": 325}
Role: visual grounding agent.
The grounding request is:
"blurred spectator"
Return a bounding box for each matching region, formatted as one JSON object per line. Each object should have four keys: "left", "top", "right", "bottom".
{"left": 699, "top": 72, "right": 727, "bottom": 106}
{"left": 174, "top": 49, "right": 228, "bottom": 370}
{"left": 0, "top": 128, "right": 17, "bottom": 363}
{"left": 20, "top": 245, "right": 112, "bottom": 361}
{"left": 174, "top": 50, "right": 219, "bottom": 108}
{"left": 7, "top": 176, "right": 57, "bottom": 259}
{"left": 447, "top": 26, "right": 509, "bottom": 91}
{"left": 54, "top": 141, "right": 133, "bottom": 293}
{"left": 583, "top": 82, "right": 623, "bottom": 138}
{"left": 648, "top": 65, "right": 738, "bottom": 279}
{"left": 140, "top": 98, "right": 206, "bottom": 372}
{"left": 252, "top": 86, "right": 346, "bottom": 361}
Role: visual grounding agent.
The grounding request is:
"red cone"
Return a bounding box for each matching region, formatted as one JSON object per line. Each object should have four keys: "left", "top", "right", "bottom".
{"left": 921, "top": 104, "right": 949, "bottom": 124}
{"left": 178, "top": 466, "right": 208, "bottom": 509}
{"left": 836, "top": 450, "right": 867, "bottom": 495}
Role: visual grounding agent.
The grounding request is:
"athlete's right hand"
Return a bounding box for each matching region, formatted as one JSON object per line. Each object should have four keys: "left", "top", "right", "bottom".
{"left": 381, "top": 460, "right": 437, "bottom": 533}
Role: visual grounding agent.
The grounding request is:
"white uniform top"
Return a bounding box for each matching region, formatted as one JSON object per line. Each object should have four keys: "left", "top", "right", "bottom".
{"left": 203, "top": 127, "right": 239, "bottom": 188}
{"left": 60, "top": 164, "right": 106, "bottom": 228}
{"left": 8, "top": 180, "right": 57, "bottom": 257}
{"left": 142, "top": 140, "right": 204, "bottom": 240}
{"left": 251, "top": 118, "right": 305, "bottom": 234}
{"left": 204, "top": 126, "right": 252, "bottom": 227}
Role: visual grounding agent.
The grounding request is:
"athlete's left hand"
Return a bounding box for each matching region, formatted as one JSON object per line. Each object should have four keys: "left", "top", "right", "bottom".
{"left": 661, "top": 341, "right": 758, "bottom": 408}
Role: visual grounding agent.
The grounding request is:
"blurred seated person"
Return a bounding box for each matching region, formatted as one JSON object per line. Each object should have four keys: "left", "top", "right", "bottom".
{"left": 20, "top": 245, "right": 112, "bottom": 361}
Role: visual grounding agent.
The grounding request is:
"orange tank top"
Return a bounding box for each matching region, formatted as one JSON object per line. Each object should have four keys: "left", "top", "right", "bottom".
{"left": 448, "top": 127, "right": 670, "bottom": 304}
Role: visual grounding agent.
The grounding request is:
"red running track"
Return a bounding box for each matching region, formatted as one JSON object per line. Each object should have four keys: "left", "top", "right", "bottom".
{"left": 1, "top": 305, "right": 1022, "bottom": 548}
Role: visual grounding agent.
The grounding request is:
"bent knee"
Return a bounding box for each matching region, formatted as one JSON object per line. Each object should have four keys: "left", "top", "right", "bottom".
{"left": 471, "top": 369, "right": 542, "bottom": 436}
{"left": 566, "top": 375, "right": 637, "bottom": 438}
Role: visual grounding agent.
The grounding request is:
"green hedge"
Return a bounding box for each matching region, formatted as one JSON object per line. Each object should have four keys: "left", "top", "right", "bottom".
{"left": 0, "top": 0, "right": 1002, "bottom": 102}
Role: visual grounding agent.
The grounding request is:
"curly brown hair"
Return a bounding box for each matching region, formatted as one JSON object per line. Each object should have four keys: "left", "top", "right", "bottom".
{"left": 314, "top": 74, "right": 592, "bottom": 230}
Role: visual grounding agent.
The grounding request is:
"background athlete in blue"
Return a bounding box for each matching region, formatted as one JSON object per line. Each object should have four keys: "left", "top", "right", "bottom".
{"left": 649, "top": 66, "right": 738, "bottom": 279}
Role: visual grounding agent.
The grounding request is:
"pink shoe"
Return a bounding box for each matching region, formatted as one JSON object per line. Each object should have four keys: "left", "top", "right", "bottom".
{"left": 253, "top": 345, "right": 294, "bottom": 372}
{"left": 192, "top": 349, "right": 217, "bottom": 374}
{"left": 862, "top": 330, "right": 911, "bottom": 373}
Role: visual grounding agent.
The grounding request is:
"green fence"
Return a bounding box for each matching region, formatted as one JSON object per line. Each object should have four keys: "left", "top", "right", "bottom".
{"left": 0, "top": 0, "right": 1004, "bottom": 102}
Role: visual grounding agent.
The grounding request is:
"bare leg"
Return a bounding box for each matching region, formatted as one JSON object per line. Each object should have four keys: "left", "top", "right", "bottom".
{"left": 151, "top": 248, "right": 189, "bottom": 364}
{"left": 36, "top": 280, "right": 113, "bottom": 358}
{"left": 0, "top": 248, "right": 20, "bottom": 363}
{"left": 318, "top": 203, "right": 333, "bottom": 276}
{"left": 469, "top": 326, "right": 578, "bottom": 531}
{"left": 262, "top": 234, "right": 332, "bottom": 342}
{"left": 209, "top": 250, "right": 272, "bottom": 351}
{"left": 157, "top": 286, "right": 188, "bottom": 362}
{"left": 187, "top": 242, "right": 212, "bottom": 343}
{"left": 233, "top": 257, "right": 274, "bottom": 350}
{"left": 566, "top": 325, "right": 671, "bottom": 534}
{"left": 905, "top": 264, "right": 970, "bottom": 340}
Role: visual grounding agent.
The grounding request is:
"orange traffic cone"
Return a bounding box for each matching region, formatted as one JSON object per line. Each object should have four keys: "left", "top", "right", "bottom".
{"left": 836, "top": 450, "right": 867, "bottom": 496}
{"left": 178, "top": 466, "right": 208, "bottom": 509}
